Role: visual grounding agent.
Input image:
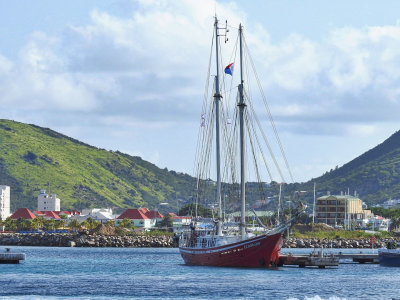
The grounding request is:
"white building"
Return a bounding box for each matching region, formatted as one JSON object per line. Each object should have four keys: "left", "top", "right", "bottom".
{"left": 80, "top": 208, "right": 116, "bottom": 224}
{"left": 382, "top": 199, "right": 400, "bottom": 209}
{"left": 37, "top": 189, "right": 60, "bottom": 211}
{"left": 0, "top": 185, "right": 10, "bottom": 220}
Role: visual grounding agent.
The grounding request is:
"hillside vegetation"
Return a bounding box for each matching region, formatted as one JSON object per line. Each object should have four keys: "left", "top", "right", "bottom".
{"left": 294, "top": 130, "right": 400, "bottom": 206}
{"left": 0, "top": 120, "right": 194, "bottom": 211}
{"left": 2, "top": 119, "right": 400, "bottom": 212}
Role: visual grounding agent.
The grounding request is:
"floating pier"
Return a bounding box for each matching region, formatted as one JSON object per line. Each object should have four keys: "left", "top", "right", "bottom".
{"left": 279, "top": 250, "right": 339, "bottom": 268}
{"left": 337, "top": 252, "right": 379, "bottom": 264}
{"left": 0, "top": 248, "right": 25, "bottom": 264}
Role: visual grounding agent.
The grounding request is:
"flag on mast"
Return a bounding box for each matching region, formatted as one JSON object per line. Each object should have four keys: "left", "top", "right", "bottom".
{"left": 224, "top": 63, "right": 234, "bottom": 76}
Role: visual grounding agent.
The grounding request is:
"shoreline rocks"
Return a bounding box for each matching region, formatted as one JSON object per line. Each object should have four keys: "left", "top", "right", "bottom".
{"left": 282, "top": 237, "right": 399, "bottom": 249}
{"left": 0, "top": 233, "right": 173, "bottom": 248}
{"left": 0, "top": 233, "right": 398, "bottom": 249}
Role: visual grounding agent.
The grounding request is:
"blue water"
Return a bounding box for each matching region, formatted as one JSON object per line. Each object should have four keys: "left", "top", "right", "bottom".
{"left": 0, "top": 247, "right": 398, "bottom": 300}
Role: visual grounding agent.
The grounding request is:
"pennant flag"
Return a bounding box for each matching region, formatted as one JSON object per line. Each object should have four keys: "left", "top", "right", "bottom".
{"left": 224, "top": 63, "right": 234, "bottom": 76}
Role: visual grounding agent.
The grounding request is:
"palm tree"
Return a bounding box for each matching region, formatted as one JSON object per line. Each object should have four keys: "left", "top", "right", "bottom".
{"left": 55, "top": 219, "right": 65, "bottom": 230}
{"left": 106, "top": 219, "right": 115, "bottom": 227}
{"left": 68, "top": 219, "right": 81, "bottom": 232}
{"left": 3, "top": 217, "right": 16, "bottom": 231}
{"left": 44, "top": 219, "right": 56, "bottom": 231}
{"left": 118, "top": 218, "right": 133, "bottom": 229}
{"left": 84, "top": 217, "right": 100, "bottom": 230}
{"left": 30, "top": 216, "right": 45, "bottom": 231}
{"left": 16, "top": 217, "right": 27, "bottom": 231}
{"left": 80, "top": 220, "right": 89, "bottom": 230}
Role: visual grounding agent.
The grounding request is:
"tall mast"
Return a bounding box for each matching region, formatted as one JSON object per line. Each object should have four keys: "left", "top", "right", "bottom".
{"left": 214, "top": 17, "right": 223, "bottom": 236}
{"left": 312, "top": 182, "right": 316, "bottom": 224}
{"left": 277, "top": 183, "right": 282, "bottom": 225}
{"left": 238, "top": 23, "right": 246, "bottom": 238}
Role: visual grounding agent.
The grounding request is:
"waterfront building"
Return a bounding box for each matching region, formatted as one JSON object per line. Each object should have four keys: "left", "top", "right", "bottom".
{"left": 37, "top": 190, "right": 60, "bottom": 211}
{"left": 316, "top": 194, "right": 364, "bottom": 226}
{"left": 80, "top": 208, "right": 115, "bottom": 224}
{"left": 381, "top": 199, "right": 400, "bottom": 209}
{"left": 165, "top": 212, "right": 192, "bottom": 227}
{"left": 145, "top": 210, "right": 164, "bottom": 223}
{"left": 355, "top": 215, "right": 390, "bottom": 231}
{"left": 34, "top": 211, "right": 61, "bottom": 220}
{"left": 10, "top": 208, "right": 36, "bottom": 220}
{"left": 0, "top": 185, "right": 10, "bottom": 220}
{"left": 116, "top": 208, "right": 156, "bottom": 229}
{"left": 58, "top": 211, "right": 80, "bottom": 218}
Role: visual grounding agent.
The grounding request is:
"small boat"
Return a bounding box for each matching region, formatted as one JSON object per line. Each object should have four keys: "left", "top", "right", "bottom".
{"left": 179, "top": 16, "right": 305, "bottom": 268}
{"left": 0, "top": 248, "right": 25, "bottom": 264}
{"left": 379, "top": 242, "right": 400, "bottom": 267}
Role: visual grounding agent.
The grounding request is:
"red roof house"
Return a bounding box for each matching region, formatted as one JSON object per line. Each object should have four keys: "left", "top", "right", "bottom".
{"left": 165, "top": 212, "right": 192, "bottom": 226}
{"left": 146, "top": 211, "right": 164, "bottom": 220}
{"left": 44, "top": 211, "right": 61, "bottom": 220}
{"left": 116, "top": 208, "right": 155, "bottom": 228}
{"left": 117, "top": 208, "right": 149, "bottom": 220}
{"left": 33, "top": 210, "right": 61, "bottom": 220}
{"left": 10, "top": 208, "right": 36, "bottom": 220}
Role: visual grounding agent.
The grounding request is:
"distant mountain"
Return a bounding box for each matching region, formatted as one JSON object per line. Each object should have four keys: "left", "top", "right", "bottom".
{"left": 0, "top": 119, "right": 195, "bottom": 212}
{"left": 1, "top": 119, "right": 399, "bottom": 213}
{"left": 299, "top": 130, "right": 400, "bottom": 205}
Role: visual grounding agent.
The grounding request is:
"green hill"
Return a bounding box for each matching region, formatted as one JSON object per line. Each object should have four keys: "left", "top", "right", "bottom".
{"left": 2, "top": 118, "right": 400, "bottom": 212}
{"left": 298, "top": 130, "right": 400, "bottom": 205}
{"left": 0, "top": 119, "right": 194, "bottom": 211}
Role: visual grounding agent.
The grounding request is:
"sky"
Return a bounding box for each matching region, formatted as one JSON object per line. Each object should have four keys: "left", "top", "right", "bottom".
{"left": 1, "top": 0, "right": 400, "bottom": 183}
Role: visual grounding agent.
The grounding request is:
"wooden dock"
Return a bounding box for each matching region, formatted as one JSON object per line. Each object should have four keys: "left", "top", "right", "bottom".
{"left": 0, "top": 248, "right": 25, "bottom": 264}
{"left": 279, "top": 250, "right": 339, "bottom": 268}
{"left": 337, "top": 252, "right": 379, "bottom": 264}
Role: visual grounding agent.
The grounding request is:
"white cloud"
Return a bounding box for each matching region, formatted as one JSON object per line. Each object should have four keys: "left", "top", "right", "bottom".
{"left": 1, "top": 0, "right": 400, "bottom": 181}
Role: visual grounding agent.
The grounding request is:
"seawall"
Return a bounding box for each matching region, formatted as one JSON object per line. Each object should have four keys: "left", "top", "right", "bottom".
{"left": 0, "top": 233, "right": 173, "bottom": 247}
{"left": 282, "top": 237, "right": 397, "bottom": 249}
{"left": 0, "top": 233, "right": 397, "bottom": 248}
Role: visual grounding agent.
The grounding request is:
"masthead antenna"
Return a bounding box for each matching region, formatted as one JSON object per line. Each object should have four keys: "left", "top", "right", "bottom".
{"left": 216, "top": 19, "right": 229, "bottom": 43}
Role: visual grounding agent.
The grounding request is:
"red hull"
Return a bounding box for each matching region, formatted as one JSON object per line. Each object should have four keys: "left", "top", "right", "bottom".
{"left": 179, "top": 233, "right": 282, "bottom": 268}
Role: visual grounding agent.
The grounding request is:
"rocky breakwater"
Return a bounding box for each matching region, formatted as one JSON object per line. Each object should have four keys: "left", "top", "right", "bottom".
{"left": 0, "top": 233, "right": 174, "bottom": 248}
{"left": 282, "top": 237, "right": 399, "bottom": 249}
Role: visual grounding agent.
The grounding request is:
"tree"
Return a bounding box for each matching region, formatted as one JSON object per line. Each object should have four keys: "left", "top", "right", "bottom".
{"left": 16, "top": 217, "right": 28, "bottom": 231}
{"left": 118, "top": 218, "right": 133, "bottom": 229}
{"left": 3, "top": 217, "right": 16, "bottom": 231}
{"left": 106, "top": 219, "right": 115, "bottom": 227}
{"left": 55, "top": 220, "right": 65, "bottom": 230}
{"left": 178, "top": 204, "right": 212, "bottom": 218}
{"left": 30, "top": 216, "right": 44, "bottom": 230}
{"left": 84, "top": 217, "right": 100, "bottom": 230}
{"left": 159, "top": 215, "right": 173, "bottom": 228}
{"left": 68, "top": 219, "right": 81, "bottom": 231}
{"left": 390, "top": 216, "right": 400, "bottom": 231}
{"left": 44, "top": 219, "right": 56, "bottom": 231}
{"left": 80, "top": 220, "right": 89, "bottom": 230}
